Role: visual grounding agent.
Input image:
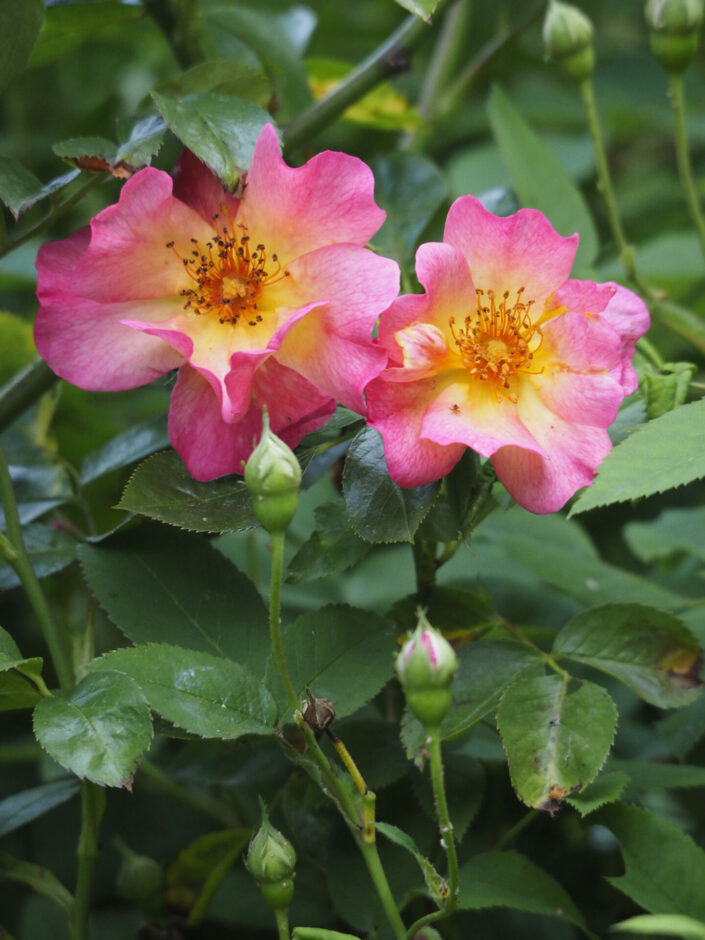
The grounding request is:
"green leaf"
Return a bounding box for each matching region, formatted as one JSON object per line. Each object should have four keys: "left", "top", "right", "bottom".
{"left": 374, "top": 821, "right": 446, "bottom": 905}
{"left": 611, "top": 914, "right": 705, "bottom": 938}
{"left": 292, "top": 931, "right": 362, "bottom": 940}
{"left": 29, "top": 2, "right": 140, "bottom": 66}
{"left": 388, "top": 585, "right": 500, "bottom": 638}
{"left": 487, "top": 85, "right": 598, "bottom": 270}
{"left": 401, "top": 639, "right": 543, "bottom": 757}
{"left": 566, "top": 771, "right": 629, "bottom": 816}
{"left": 457, "top": 850, "right": 591, "bottom": 936}
{"left": 33, "top": 672, "right": 153, "bottom": 788}
{"left": 273, "top": 605, "right": 395, "bottom": 719}
{"left": 0, "top": 850, "right": 74, "bottom": 916}
{"left": 286, "top": 499, "right": 371, "bottom": 584}
{"left": 0, "top": 625, "right": 42, "bottom": 685}
{"left": 596, "top": 803, "right": 705, "bottom": 921}
{"left": 78, "top": 525, "right": 269, "bottom": 673}
{"left": 80, "top": 416, "right": 169, "bottom": 485}
{"left": 497, "top": 675, "right": 617, "bottom": 811}
{"left": 0, "top": 779, "right": 80, "bottom": 839}
{"left": 0, "top": 312, "right": 36, "bottom": 382}
{"left": 0, "top": 671, "right": 40, "bottom": 712}
{"left": 393, "top": 0, "right": 439, "bottom": 21}
{"left": 53, "top": 135, "right": 118, "bottom": 164}
{"left": 157, "top": 60, "right": 271, "bottom": 108}
{"left": 167, "top": 828, "right": 250, "bottom": 889}
{"left": 642, "top": 362, "right": 696, "bottom": 419}
{"left": 115, "top": 115, "right": 167, "bottom": 167}
{"left": 570, "top": 399, "right": 705, "bottom": 514}
{"left": 657, "top": 694, "right": 705, "bottom": 759}
{"left": 205, "top": 6, "right": 312, "bottom": 119}
{"left": 0, "top": 524, "right": 77, "bottom": 592}
{"left": 372, "top": 153, "right": 447, "bottom": 266}
{"left": 624, "top": 506, "right": 705, "bottom": 563}
{"left": 118, "top": 450, "right": 257, "bottom": 533}
{"left": 0, "top": 158, "right": 43, "bottom": 219}
{"left": 152, "top": 90, "right": 275, "bottom": 189}
{"left": 608, "top": 759, "right": 705, "bottom": 790}
{"left": 343, "top": 427, "right": 439, "bottom": 543}
{"left": 0, "top": 0, "right": 44, "bottom": 93}
{"left": 554, "top": 603, "right": 702, "bottom": 708}
{"left": 89, "top": 644, "right": 276, "bottom": 739}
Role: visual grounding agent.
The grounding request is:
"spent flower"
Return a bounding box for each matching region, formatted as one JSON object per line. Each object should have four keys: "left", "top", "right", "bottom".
{"left": 366, "top": 196, "right": 650, "bottom": 514}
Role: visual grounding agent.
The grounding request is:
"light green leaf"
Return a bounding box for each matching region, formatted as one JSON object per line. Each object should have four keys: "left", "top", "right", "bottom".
{"left": 343, "top": 427, "right": 439, "bottom": 543}
{"left": 642, "top": 362, "right": 696, "bottom": 419}
{"left": 33, "top": 672, "right": 153, "bottom": 788}
{"left": 570, "top": 399, "right": 705, "bottom": 514}
{"left": 114, "top": 115, "right": 167, "bottom": 167}
{"left": 487, "top": 85, "right": 598, "bottom": 270}
{"left": 273, "top": 605, "right": 395, "bottom": 719}
{"left": 611, "top": 913, "right": 705, "bottom": 938}
{"left": 286, "top": 499, "right": 371, "bottom": 584}
{"left": 157, "top": 60, "right": 271, "bottom": 108}
{"left": 30, "top": 2, "right": 139, "bottom": 66}
{"left": 497, "top": 675, "right": 617, "bottom": 810}
{"left": 566, "top": 771, "right": 629, "bottom": 816}
{"left": 597, "top": 803, "right": 705, "bottom": 920}
{"left": 554, "top": 603, "right": 702, "bottom": 708}
{"left": 118, "top": 450, "right": 257, "bottom": 533}
{"left": 89, "top": 644, "right": 276, "bottom": 739}
{"left": 167, "top": 829, "right": 250, "bottom": 890}
{"left": 624, "top": 506, "right": 705, "bottom": 563}
{"left": 457, "top": 851, "right": 591, "bottom": 936}
{"left": 0, "top": 779, "right": 80, "bottom": 839}
{"left": 0, "top": 850, "right": 74, "bottom": 916}
{"left": 152, "top": 91, "right": 275, "bottom": 189}
{"left": 293, "top": 930, "right": 363, "bottom": 940}
{"left": 393, "top": 0, "right": 439, "bottom": 21}
{"left": 374, "top": 821, "right": 447, "bottom": 906}
{"left": 78, "top": 525, "right": 269, "bottom": 673}
{"left": 0, "top": 0, "right": 43, "bottom": 93}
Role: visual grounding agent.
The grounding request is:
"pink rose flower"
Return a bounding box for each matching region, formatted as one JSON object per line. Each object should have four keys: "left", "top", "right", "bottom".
{"left": 35, "top": 125, "right": 399, "bottom": 480}
{"left": 366, "top": 196, "right": 650, "bottom": 514}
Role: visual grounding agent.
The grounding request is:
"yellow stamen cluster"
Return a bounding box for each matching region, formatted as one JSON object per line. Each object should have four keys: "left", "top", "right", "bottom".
{"left": 166, "top": 216, "right": 289, "bottom": 326}
{"left": 450, "top": 287, "right": 542, "bottom": 402}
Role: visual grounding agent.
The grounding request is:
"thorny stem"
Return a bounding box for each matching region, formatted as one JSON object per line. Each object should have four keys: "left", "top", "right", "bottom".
{"left": 71, "top": 782, "right": 105, "bottom": 940}
{"left": 282, "top": 0, "right": 455, "bottom": 154}
{"left": 428, "top": 728, "right": 459, "bottom": 914}
{"left": 668, "top": 71, "right": 705, "bottom": 267}
{"left": 0, "top": 444, "right": 73, "bottom": 689}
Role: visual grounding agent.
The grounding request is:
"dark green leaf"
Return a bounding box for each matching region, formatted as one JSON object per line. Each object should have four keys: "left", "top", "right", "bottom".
{"left": 0, "top": 779, "right": 80, "bottom": 839}
{"left": 374, "top": 821, "right": 446, "bottom": 905}
{"left": 487, "top": 85, "right": 598, "bottom": 270}
{"left": 0, "top": 168, "right": 80, "bottom": 219}
{"left": 566, "top": 771, "right": 629, "bottom": 816}
{"left": 0, "top": 0, "right": 44, "bottom": 93}
{"left": 0, "top": 626, "right": 43, "bottom": 687}
{"left": 78, "top": 525, "right": 269, "bottom": 673}
{"left": 388, "top": 586, "right": 500, "bottom": 638}
{"left": 273, "top": 605, "right": 395, "bottom": 719}
{"left": 152, "top": 91, "right": 275, "bottom": 189}
{"left": 167, "top": 828, "right": 250, "bottom": 889}
{"left": 33, "top": 671, "right": 153, "bottom": 787}
{"left": 286, "top": 499, "right": 370, "bottom": 584}
{"left": 29, "top": 2, "right": 140, "bottom": 66}
{"left": 624, "top": 506, "right": 705, "bottom": 563}
{"left": 497, "top": 675, "right": 617, "bottom": 810}
{"left": 570, "top": 400, "right": 705, "bottom": 514}
{"left": 118, "top": 450, "right": 257, "bottom": 533}
{"left": 157, "top": 60, "right": 271, "bottom": 108}
{"left": 115, "top": 115, "right": 167, "bottom": 167}
{"left": 0, "top": 850, "right": 73, "bottom": 916}
{"left": 596, "top": 803, "right": 705, "bottom": 920}
{"left": 553, "top": 603, "right": 703, "bottom": 708}
{"left": 53, "top": 135, "right": 118, "bottom": 164}
{"left": 205, "top": 6, "right": 312, "bottom": 119}
{"left": 343, "top": 427, "right": 439, "bottom": 543}
{"left": 0, "top": 672, "right": 40, "bottom": 712}
{"left": 0, "top": 524, "right": 77, "bottom": 592}
{"left": 657, "top": 694, "right": 705, "bottom": 759}
{"left": 457, "top": 850, "right": 591, "bottom": 935}
{"left": 401, "top": 639, "right": 543, "bottom": 757}
{"left": 372, "top": 153, "right": 447, "bottom": 266}
{"left": 80, "top": 416, "right": 169, "bottom": 485}
{"left": 608, "top": 759, "right": 705, "bottom": 790}
{"left": 0, "top": 158, "right": 43, "bottom": 219}
{"left": 89, "top": 644, "right": 276, "bottom": 739}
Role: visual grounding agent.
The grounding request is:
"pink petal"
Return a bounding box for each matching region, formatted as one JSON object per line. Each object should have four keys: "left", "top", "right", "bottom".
{"left": 237, "top": 124, "right": 386, "bottom": 264}
{"left": 377, "top": 294, "right": 432, "bottom": 360}
{"left": 387, "top": 322, "right": 452, "bottom": 382}
{"left": 169, "top": 361, "right": 335, "bottom": 481}
{"left": 492, "top": 381, "right": 612, "bottom": 513}
{"left": 366, "top": 375, "right": 465, "bottom": 487}
{"left": 599, "top": 283, "right": 651, "bottom": 394}
{"left": 539, "top": 309, "right": 622, "bottom": 374}
{"left": 414, "top": 241, "right": 476, "bottom": 325}
{"left": 172, "top": 149, "right": 239, "bottom": 228}
{"left": 443, "top": 196, "right": 578, "bottom": 305}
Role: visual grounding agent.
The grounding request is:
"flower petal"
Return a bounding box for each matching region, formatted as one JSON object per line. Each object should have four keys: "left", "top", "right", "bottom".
{"left": 366, "top": 375, "right": 465, "bottom": 487}
{"left": 599, "top": 282, "right": 651, "bottom": 394}
{"left": 238, "top": 124, "right": 386, "bottom": 263}
{"left": 492, "top": 381, "right": 612, "bottom": 513}
{"left": 444, "top": 195, "right": 578, "bottom": 304}
{"left": 172, "top": 149, "right": 239, "bottom": 228}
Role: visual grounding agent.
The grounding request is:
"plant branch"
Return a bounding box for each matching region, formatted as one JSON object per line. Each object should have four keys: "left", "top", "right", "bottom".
{"left": 428, "top": 728, "right": 459, "bottom": 912}
{"left": 71, "top": 782, "right": 105, "bottom": 940}
{"left": 143, "top": 0, "right": 204, "bottom": 69}
{"left": 669, "top": 71, "right": 705, "bottom": 266}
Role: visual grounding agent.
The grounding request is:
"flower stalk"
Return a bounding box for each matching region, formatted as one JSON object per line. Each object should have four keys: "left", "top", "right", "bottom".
{"left": 71, "top": 782, "right": 105, "bottom": 940}
{"left": 668, "top": 71, "right": 705, "bottom": 265}
{"left": 428, "top": 727, "right": 459, "bottom": 912}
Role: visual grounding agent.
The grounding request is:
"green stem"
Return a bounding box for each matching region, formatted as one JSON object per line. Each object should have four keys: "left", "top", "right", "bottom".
{"left": 669, "top": 70, "right": 705, "bottom": 266}
{"left": 71, "top": 782, "right": 105, "bottom": 940}
{"left": 579, "top": 78, "right": 637, "bottom": 281}
{"left": 282, "top": 0, "right": 454, "bottom": 153}
{"left": 358, "top": 840, "right": 407, "bottom": 939}
{"left": 139, "top": 758, "right": 241, "bottom": 826}
{"left": 143, "top": 0, "right": 204, "bottom": 68}
{"left": 405, "top": 910, "right": 445, "bottom": 939}
{"left": 0, "top": 444, "right": 73, "bottom": 689}
{"left": 428, "top": 728, "right": 459, "bottom": 913}
{"left": 502, "top": 620, "right": 570, "bottom": 680}
{"left": 269, "top": 531, "right": 299, "bottom": 712}
{"left": 0, "top": 360, "right": 57, "bottom": 435}
{"left": 274, "top": 907, "right": 290, "bottom": 940}
{"left": 0, "top": 175, "right": 103, "bottom": 261}
{"left": 412, "top": 539, "right": 437, "bottom": 594}
{"left": 493, "top": 809, "right": 538, "bottom": 851}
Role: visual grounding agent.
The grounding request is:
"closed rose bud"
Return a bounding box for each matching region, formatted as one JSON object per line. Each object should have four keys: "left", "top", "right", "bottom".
{"left": 246, "top": 802, "right": 297, "bottom": 912}
{"left": 396, "top": 611, "right": 457, "bottom": 728}
{"left": 244, "top": 408, "right": 301, "bottom": 534}
{"left": 114, "top": 836, "right": 165, "bottom": 917}
{"left": 543, "top": 1, "right": 595, "bottom": 81}
{"left": 645, "top": 0, "right": 704, "bottom": 72}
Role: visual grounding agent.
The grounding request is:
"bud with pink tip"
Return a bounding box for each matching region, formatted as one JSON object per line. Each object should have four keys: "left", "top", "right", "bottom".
{"left": 396, "top": 611, "right": 457, "bottom": 728}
